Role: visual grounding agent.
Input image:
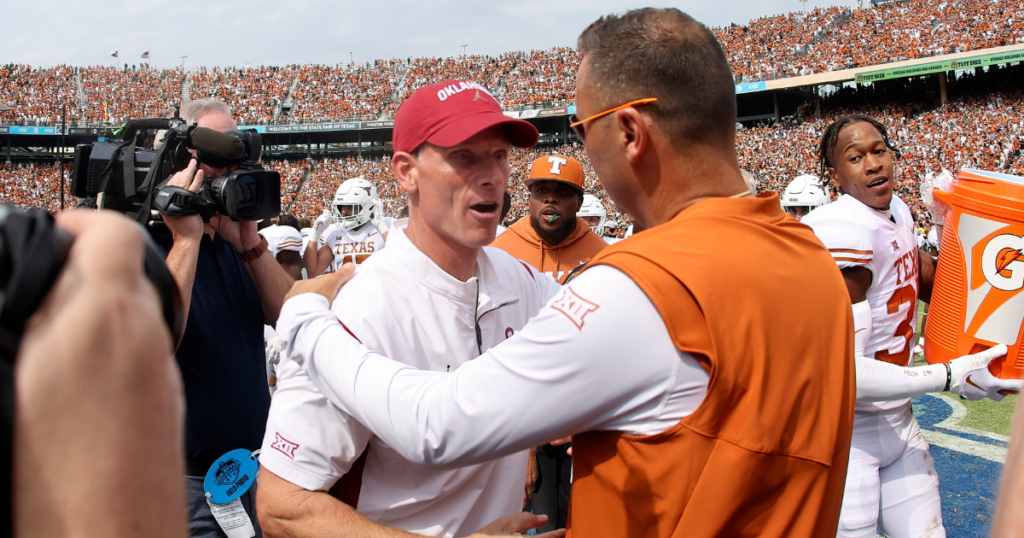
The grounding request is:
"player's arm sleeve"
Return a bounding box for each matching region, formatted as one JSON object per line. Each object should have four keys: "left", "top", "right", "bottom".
{"left": 259, "top": 359, "right": 372, "bottom": 492}
{"left": 805, "top": 218, "right": 875, "bottom": 272}
{"left": 851, "top": 300, "right": 946, "bottom": 401}
{"left": 276, "top": 267, "right": 682, "bottom": 469}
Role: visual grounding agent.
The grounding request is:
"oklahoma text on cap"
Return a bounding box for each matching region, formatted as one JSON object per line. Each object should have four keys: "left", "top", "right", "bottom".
{"left": 393, "top": 80, "right": 539, "bottom": 154}
{"left": 526, "top": 154, "right": 585, "bottom": 194}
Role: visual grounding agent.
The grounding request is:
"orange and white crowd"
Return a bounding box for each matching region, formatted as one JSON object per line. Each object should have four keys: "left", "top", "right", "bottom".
{"left": 4, "top": 66, "right": 1023, "bottom": 235}
{"left": 4, "top": 0, "right": 1023, "bottom": 126}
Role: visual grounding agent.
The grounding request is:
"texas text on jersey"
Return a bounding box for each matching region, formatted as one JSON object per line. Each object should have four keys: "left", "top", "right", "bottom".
{"left": 320, "top": 218, "right": 392, "bottom": 271}
{"left": 803, "top": 193, "right": 919, "bottom": 411}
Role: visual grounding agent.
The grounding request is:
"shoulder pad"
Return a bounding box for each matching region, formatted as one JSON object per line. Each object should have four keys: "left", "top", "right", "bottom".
{"left": 805, "top": 218, "right": 874, "bottom": 269}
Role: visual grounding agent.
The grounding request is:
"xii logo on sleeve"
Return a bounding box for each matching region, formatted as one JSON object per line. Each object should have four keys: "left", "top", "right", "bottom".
{"left": 551, "top": 287, "right": 600, "bottom": 330}
{"left": 271, "top": 433, "right": 299, "bottom": 459}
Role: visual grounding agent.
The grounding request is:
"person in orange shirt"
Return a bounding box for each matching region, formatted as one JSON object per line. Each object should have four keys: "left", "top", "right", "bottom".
{"left": 490, "top": 155, "right": 607, "bottom": 283}
{"left": 278, "top": 8, "right": 855, "bottom": 537}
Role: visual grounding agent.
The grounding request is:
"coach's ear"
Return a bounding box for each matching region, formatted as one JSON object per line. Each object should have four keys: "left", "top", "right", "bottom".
{"left": 392, "top": 151, "right": 419, "bottom": 196}
{"left": 616, "top": 107, "right": 649, "bottom": 166}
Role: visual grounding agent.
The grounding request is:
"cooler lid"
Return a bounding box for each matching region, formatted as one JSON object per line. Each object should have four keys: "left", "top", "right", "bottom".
{"left": 961, "top": 168, "right": 1024, "bottom": 186}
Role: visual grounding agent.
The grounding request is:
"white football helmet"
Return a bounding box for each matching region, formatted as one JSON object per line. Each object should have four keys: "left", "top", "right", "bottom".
{"left": 332, "top": 177, "right": 378, "bottom": 231}
{"left": 578, "top": 194, "right": 607, "bottom": 235}
{"left": 781, "top": 174, "right": 828, "bottom": 220}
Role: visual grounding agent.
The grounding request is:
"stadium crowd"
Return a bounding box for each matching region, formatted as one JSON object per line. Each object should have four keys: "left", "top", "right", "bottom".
{"left": 289, "top": 60, "right": 406, "bottom": 122}
{"left": 717, "top": 0, "right": 1024, "bottom": 82}
{"left": 0, "top": 162, "right": 71, "bottom": 211}
{"left": 737, "top": 66, "right": 1024, "bottom": 227}
{"left": 4, "top": 0, "right": 1024, "bottom": 126}
{"left": 78, "top": 66, "right": 181, "bottom": 124}
{"left": 5, "top": 66, "right": 1022, "bottom": 238}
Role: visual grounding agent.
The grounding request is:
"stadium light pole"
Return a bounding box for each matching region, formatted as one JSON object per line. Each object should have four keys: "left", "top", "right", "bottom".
{"left": 350, "top": 51, "right": 353, "bottom": 65}
{"left": 799, "top": 0, "right": 808, "bottom": 13}
{"left": 180, "top": 55, "right": 187, "bottom": 70}
{"left": 461, "top": 43, "right": 468, "bottom": 57}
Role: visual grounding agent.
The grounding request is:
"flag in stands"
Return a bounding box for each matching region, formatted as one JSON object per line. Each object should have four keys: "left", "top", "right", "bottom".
{"left": 110, "top": 51, "right": 118, "bottom": 58}
{"left": 141, "top": 51, "right": 150, "bottom": 59}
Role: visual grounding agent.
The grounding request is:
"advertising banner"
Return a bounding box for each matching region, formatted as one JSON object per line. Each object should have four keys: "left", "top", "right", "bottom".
{"left": 8, "top": 126, "right": 57, "bottom": 135}
{"left": 0, "top": 127, "right": 8, "bottom": 134}
{"left": 537, "top": 107, "right": 568, "bottom": 118}
{"left": 856, "top": 49, "right": 1024, "bottom": 83}
{"left": 361, "top": 120, "right": 395, "bottom": 129}
{"left": 735, "top": 81, "right": 767, "bottom": 94}
{"left": 266, "top": 122, "right": 358, "bottom": 133}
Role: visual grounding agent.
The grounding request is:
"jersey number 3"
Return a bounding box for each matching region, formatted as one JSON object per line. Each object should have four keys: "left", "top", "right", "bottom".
{"left": 874, "top": 284, "right": 916, "bottom": 366}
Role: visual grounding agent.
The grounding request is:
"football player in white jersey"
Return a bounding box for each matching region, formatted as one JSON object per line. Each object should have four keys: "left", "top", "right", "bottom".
{"left": 260, "top": 214, "right": 305, "bottom": 394}
{"left": 780, "top": 174, "right": 827, "bottom": 221}
{"left": 260, "top": 213, "right": 305, "bottom": 280}
{"left": 578, "top": 194, "right": 610, "bottom": 242}
{"left": 306, "top": 177, "right": 393, "bottom": 275}
{"left": 802, "top": 115, "right": 1022, "bottom": 538}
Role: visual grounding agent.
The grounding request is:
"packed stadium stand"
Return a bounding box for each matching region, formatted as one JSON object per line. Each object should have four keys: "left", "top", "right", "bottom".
{"left": 4, "top": 61, "right": 1021, "bottom": 238}
{"left": 1, "top": 0, "right": 1023, "bottom": 239}
{"left": 3, "top": 0, "right": 1022, "bottom": 126}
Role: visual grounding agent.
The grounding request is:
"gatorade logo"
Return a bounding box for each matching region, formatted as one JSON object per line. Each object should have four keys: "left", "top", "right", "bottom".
{"left": 982, "top": 234, "right": 1024, "bottom": 291}
{"left": 964, "top": 220, "right": 1024, "bottom": 342}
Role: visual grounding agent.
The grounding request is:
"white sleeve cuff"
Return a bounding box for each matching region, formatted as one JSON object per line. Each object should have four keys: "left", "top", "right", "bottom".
{"left": 855, "top": 357, "right": 947, "bottom": 401}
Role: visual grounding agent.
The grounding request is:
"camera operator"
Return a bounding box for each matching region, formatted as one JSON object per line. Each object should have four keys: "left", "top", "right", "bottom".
{"left": 161, "top": 99, "right": 294, "bottom": 538}
{"left": 14, "top": 209, "right": 186, "bottom": 538}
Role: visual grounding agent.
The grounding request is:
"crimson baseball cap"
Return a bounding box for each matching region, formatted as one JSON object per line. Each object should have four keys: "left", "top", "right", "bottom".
{"left": 393, "top": 80, "right": 539, "bottom": 154}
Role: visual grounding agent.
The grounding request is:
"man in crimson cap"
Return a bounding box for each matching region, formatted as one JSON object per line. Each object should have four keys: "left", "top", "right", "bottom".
{"left": 257, "top": 80, "right": 566, "bottom": 538}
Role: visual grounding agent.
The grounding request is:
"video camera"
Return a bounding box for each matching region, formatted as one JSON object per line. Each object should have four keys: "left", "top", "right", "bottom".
{"left": 71, "top": 118, "right": 281, "bottom": 225}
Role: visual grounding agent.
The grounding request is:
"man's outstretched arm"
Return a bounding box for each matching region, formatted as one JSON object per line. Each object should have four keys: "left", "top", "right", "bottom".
{"left": 277, "top": 266, "right": 691, "bottom": 469}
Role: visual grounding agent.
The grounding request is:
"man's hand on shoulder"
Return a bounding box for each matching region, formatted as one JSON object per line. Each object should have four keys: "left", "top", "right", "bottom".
{"left": 285, "top": 262, "right": 355, "bottom": 304}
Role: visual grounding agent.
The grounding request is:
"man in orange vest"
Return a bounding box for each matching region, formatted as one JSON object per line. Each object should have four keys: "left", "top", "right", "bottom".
{"left": 491, "top": 155, "right": 607, "bottom": 283}
{"left": 278, "top": 8, "right": 856, "bottom": 537}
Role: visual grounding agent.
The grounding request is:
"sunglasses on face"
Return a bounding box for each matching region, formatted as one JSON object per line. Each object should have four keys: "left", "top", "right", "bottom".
{"left": 569, "top": 98, "right": 658, "bottom": 140}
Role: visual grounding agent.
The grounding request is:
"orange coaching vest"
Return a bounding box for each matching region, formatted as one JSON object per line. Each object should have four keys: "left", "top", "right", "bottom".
{"left": 568, "top": 193, "right": 856, "bottom": 538}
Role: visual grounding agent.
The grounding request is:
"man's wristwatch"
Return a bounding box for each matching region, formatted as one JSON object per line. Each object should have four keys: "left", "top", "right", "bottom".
{"left": 240, "top": 236, "right": 268, "bottom": 263}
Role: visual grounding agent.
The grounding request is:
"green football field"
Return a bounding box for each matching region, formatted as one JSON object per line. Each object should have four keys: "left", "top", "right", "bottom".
{"left": 907, "top": 302, "right": 1018, "bottom": 537}
{"left": 921, "top": 301, "right": 1015, "bottom": 436}
{"left": 916, "top": 301, "right": 1018, "bottom": 436}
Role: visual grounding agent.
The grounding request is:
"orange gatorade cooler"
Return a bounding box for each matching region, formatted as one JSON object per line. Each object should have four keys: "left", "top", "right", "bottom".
{"left": 925, "top": 168, "right": 1024, "bottom": 383}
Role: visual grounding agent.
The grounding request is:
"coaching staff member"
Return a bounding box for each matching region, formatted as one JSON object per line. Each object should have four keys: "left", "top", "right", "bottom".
{"left": 280, "top": 8, "right": 856, "bottom": 538}
{"left": 491, "top": 155, "right": 607, "bottom": 284}
{"left": 162, "top": 99, "right": 295, "bottom": 537}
